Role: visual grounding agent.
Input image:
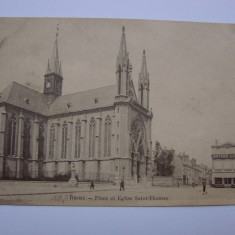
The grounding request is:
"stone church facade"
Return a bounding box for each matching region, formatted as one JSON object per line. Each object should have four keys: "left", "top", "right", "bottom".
{"left": 0, "top": 26, "right": 153, "bottom": 183}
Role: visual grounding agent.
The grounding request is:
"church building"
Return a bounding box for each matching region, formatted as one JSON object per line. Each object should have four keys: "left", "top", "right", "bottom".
{"left": 0, "top": 26, "right": 153, "bottom": 183}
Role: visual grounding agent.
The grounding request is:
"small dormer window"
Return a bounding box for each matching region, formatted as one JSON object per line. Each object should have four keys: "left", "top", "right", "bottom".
{"left": 94, "top": 97, "right": 98, "bottom": 103}
{"left": 24, "top": 98, "right": 29, "bottom": 104}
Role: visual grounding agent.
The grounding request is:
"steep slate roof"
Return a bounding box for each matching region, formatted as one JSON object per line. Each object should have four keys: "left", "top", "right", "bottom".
{"left": 0, "top": 82, "right": 117, "bottom": 116}
{"left": 49, "top": 85, "right": 116, "bottom": 116}
{"left": 0, "top": 82, "right": 49, "bottom": 115}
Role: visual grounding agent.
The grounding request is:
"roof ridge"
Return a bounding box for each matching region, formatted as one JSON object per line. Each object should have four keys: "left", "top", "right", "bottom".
{"left": 60, "top": 84, "right": 116, "bottom": 98}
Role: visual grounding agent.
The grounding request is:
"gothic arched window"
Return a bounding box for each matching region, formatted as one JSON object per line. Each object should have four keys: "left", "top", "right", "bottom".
{"left": 104, "top": 116, "right": 112, "bottom": 157}
{"left": 89, "top": 118, "right": 96, "bottom": 158}
{"left": 38, "top": 123, "right": 44, "bottom": 159}
{"left": 61, "top": 121, "right": 68, "bottom": 159}
{"left": 7, "top": 116, "right": 17, "bottom": 155}
{"left": 131, "top": 118, "right": 145, "bottom": 153}
{"left": 49, "top": 124, "right": 55, "bottom": 158}
{"left": 75, "top": 120, "right": 81, "bottom": 158}
{"left": 23, "top": 119, "right": 31, "bottom": 159}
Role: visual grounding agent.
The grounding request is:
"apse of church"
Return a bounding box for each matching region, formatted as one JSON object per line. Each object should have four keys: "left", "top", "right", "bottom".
{"left": 0, "top": 26, "right": 152, "bottom": 183}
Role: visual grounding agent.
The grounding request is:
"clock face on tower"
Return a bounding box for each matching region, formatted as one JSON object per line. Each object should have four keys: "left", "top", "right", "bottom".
{"left": 44, "top": 75, "right": 62, "bottom": 96}
{"left": 46, "top": 81, "right": 51, "bottom": 88}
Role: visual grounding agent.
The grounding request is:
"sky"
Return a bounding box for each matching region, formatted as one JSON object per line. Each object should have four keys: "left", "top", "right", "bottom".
{"left": 0, "top": 18, "right": 235, "bottom": 167}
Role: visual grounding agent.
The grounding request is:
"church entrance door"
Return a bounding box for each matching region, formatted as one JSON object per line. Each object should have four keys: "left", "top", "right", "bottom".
{"left": 131, "top": 118, "right": 146, "bottom": 184}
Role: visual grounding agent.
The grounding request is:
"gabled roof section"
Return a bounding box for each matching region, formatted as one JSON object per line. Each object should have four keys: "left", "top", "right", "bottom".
{"left": 0, "top": 82, "right": 14, "bottom": 102}
{"left": 0, "top": 82, "right": 49, "bottom": 115}
{"left": 49, "top": 85, "right": 116, "bottom": 116}
{"left": 0, "top": 82, "right": 117, "bottom": 116}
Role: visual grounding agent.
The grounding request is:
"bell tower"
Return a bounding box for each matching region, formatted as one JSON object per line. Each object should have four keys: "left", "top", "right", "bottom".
{"left": 138, "top": 50, "right": 150, "bottom": 109}
{"left": 44, "top": 24, "right": 63, "bottom": 99}
{"left": 116, "top": 26, "right": 132, "bottom": 98}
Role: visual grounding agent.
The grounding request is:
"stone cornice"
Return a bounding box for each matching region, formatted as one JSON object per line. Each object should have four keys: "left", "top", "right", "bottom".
{"left": 2, "top": 97, "right": 153, "bottom": 120}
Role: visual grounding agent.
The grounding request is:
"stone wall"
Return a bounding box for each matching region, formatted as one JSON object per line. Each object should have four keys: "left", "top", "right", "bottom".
{"left": 152, "top": 176, "right": 173, "bottom": 187}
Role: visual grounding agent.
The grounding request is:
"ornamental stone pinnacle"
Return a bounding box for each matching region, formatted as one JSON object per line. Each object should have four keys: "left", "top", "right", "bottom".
{"left": 139, "top": 49, "right": 149, "bottom": 89}
{"left": 117, "top": 26, "right": 129, "bottom": 68}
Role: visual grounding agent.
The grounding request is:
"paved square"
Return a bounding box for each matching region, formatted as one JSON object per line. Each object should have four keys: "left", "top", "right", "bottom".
{"left": 0, "top": 181, "right": 234, "bottom": 206}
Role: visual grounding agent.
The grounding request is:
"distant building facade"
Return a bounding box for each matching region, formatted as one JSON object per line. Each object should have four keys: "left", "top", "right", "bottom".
{"left": 171, "top": 151, "right": 184, "bottom": 185}
{"left": 179, "top": 154, "right": 194, "bottom": 185}
{"left": 198, "top": 164, "right": 211, "bottom": 184}
{"left": 178, "top": 154, "right": 207, "bottom": 186}
{"left": 211, "top": 142, "right": 235, "bottom": 187}
{"left": 0, "top": 27, "right": 153, "bottom": 182}
{"left": 153, "top": 142, "right": 209, "bottom": 186}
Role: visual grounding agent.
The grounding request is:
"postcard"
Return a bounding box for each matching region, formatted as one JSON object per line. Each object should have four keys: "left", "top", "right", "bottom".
{"left": 0, "top": 17, "right": 234, "bottom": 206}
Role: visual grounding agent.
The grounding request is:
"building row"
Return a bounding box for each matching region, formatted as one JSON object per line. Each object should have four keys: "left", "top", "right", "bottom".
{"left": 174, "top": 153, "right": 211, "bottom": 186}
{"left": 153, "top": 141, "right": 211, "bottom": 186}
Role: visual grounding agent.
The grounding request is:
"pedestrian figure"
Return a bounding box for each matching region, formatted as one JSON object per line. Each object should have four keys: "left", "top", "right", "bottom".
{"left": 202, "top": 181, "right": 207, "bottom": 195}
{"left": 120, "top": 180, "right": 125, "bottom": 191}
{"left": 177, "top": 182, "right": 179, "bottom": 188}
{"left": 90, "top": 180, "right": 94, "bottom": 189}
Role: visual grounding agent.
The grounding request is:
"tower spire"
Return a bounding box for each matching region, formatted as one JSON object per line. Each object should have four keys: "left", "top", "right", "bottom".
{"left": 138, "top": 49, "right": 150, "bottom": 109}
{"left": 141, "top": 50, "right": 148, "bottom": 76}
{"left": 118, "top": 26, "right": 127, "bottom": 58}
{"left": 116, "top": 26, "right": 132, "bottom": 97}
{"left": 139, "top": 49, "right": 149, "bottom": 86}
{"left": 44, "top": 24, "right": 63, "bottom": 98}
{"left": 46, "top": 24, "right": 62, "bottom": 77}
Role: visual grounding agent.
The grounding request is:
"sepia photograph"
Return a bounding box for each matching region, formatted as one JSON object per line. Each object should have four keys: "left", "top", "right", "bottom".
{"left": 0, "top": 17, "right": 234, "bottom": 206}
